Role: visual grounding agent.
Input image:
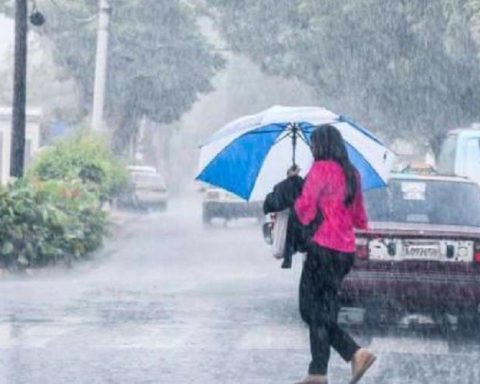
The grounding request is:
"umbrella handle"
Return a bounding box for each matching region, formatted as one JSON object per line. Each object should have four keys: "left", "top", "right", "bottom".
{"left": 291, "top": 123, "right": 298, "bottom": 167}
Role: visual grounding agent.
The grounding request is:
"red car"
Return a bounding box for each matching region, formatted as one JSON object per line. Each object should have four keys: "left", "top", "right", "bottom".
{"left": 340, "top": 173, "right": 480, "bottom": 326}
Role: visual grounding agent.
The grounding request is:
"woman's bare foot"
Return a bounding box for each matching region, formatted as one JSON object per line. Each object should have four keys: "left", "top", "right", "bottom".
{"left": 350, "top": 348, "right": 376, "bottom": 384}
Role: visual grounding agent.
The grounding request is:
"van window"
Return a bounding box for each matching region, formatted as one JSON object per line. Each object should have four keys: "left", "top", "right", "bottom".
{"left": 131, "top": 172, "right": 166, "bottom": 187}
{"left": 437, "top": 134, "right": 458, "bottom": 175}
{"left": 465, "top": 138, "right": 480, "bottom": 184}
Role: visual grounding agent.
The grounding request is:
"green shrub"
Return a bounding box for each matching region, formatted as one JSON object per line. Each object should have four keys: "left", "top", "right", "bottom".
{"left": 28, "top": 132, "right": 128, "bottom": 201}
{"left": 0, "top": 133, "right": 127, "bottom": 270}
{"left": 0, "top": 179, "right": 106, "bottom": 269}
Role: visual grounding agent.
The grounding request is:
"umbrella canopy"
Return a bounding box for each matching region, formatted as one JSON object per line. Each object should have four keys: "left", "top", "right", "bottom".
{"left": 196, "top": 106, "right": 395, "bottom": 201}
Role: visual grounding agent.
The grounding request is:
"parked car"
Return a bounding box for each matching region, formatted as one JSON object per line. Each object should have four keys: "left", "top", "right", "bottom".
{"left": 202, "top": 187, "right": 263, "bottom": 224}
{"left": 437, "top": 125, "right": 480, "bottom": 186}
{"left": 340, "top": 173, "right": 480, "bottom": 327}
{"left": 117, "top": 166, "right": 168, "bottom": 211}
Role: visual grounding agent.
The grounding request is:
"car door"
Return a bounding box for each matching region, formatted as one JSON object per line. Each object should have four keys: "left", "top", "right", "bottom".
{"left": 437, "top": 134, "right": 458, "bottom": 175}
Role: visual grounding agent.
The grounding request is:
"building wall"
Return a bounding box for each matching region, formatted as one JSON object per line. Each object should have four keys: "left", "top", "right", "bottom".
{"left": 0, "top": 107, "right": 42, "bottom": 185}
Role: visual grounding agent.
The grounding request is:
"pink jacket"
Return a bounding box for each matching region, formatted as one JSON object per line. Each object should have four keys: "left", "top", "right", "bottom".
{"left": 294, "top": 160, "right": 368, "bottom": 253}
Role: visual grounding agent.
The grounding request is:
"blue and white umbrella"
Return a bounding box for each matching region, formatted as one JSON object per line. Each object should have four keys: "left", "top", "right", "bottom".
{"left": 196, "top": 106, "right": 395, "bottom": 201}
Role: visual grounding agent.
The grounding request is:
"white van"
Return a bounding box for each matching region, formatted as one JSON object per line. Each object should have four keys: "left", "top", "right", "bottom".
{"left": 437, "top": 126, "right": 480, "bottom": 185}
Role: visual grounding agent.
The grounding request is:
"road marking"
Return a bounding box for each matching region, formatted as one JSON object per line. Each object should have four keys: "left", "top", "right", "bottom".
{"left": 238, "top": 326, "right": 467, "bottom": 356}
{"left": 1, "top": 319, "right": 477, "bottom": 358}
{"left": 238, "top": 325, "right": 308, "bottom": 350}
{"left": 93, "top": 324, "right": 195, "bottom": 349}
{"left": 369, "top": 336, "right": 449, "bottom": 355}
{"left": 0, "top": 321, "right": 80, "bottom": 348}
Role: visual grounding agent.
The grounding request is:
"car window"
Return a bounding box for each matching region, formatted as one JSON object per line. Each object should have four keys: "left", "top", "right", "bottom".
{"left": 131, "top": 172, "right": 165, "bottom": 186}
{"left": 437, "top": 134, "right": 458, "bottom": 175}
{"left": 365, "top": 179, "right": 480, "bottom": 227}
{"left": 465, "top": 138, "right": 480, "bottom": 184}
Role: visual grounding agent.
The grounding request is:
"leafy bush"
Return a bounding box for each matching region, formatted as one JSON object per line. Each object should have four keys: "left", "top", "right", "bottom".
{"left": 28, "top": 132, "right": 128, "bottom": 201}
{"left": 0, "top": 133, "right": 128, "bottom": 270}
{"left": 0, "top": 179, "right": 106, "bottom": 269}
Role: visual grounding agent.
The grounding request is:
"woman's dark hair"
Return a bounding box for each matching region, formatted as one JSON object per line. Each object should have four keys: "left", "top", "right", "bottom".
{"left": 310, "top": 124, "right": 357, "bottom": 205}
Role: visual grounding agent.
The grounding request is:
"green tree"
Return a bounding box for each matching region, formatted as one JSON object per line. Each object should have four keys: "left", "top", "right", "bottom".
{"left": 4, "top": 0, "right": 224, "bottom": 153}
{"left": 208, "top": 0, "right": 480, "bottom": 151}
{"left": 0, "top": 0, "right": 12, "bottom": 14}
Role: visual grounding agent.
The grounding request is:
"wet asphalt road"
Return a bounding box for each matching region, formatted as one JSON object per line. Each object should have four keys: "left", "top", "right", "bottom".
{"left": 1, "top": 193, "right": 480, "bottom": 384}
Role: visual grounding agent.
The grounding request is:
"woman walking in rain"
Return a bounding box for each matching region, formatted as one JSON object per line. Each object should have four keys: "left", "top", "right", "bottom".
{"left": 294, "top": 125, "right": 376, "bottom": 384}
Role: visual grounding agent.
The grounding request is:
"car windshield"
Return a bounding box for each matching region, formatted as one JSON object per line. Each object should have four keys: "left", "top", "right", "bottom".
{"left": 131, "top": 172, "right": 165, "bottom": 186}
{"left": 365, "top": 178, "right": 480, "bottom": 227}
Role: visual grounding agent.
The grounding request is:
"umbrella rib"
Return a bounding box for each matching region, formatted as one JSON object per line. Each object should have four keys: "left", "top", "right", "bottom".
{"left": 273, "top": 132, "right": 291, "bottom": 145}
{"left": 244, "top": 129, "right": 284, "bottom": 135}
{"left": 297, "top": 129, "right": 310, "bottom": 145}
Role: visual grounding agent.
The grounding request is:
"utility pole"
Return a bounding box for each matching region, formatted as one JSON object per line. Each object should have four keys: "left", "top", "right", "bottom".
{"left": 91, "top": 0, "right": 111, "bottom": 132}
{"left": 10, "top": 0, "right": 28, "bottom": 178}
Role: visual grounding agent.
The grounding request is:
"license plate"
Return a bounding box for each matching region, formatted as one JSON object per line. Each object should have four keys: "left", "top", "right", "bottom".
{"left": 403, "top": 244, "right": 440, "bottom": 259}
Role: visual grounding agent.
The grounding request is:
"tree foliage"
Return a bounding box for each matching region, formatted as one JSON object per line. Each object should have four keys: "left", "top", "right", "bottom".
{"left": 28, "top": 132, "right": 128, "bottom": 200}
{"left": 30, "top": 0, "right": 224, "bottom": 152}
{"left": 209, "top": 0, "right": 480, "bottom": 150}
{"left": 0, "top": 0, "right": 12, "bottom": 14}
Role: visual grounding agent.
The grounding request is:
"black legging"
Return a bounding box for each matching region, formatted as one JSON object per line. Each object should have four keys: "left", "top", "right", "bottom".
{"left": 299, "top": 244, "right": 360, "bottom": 375}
